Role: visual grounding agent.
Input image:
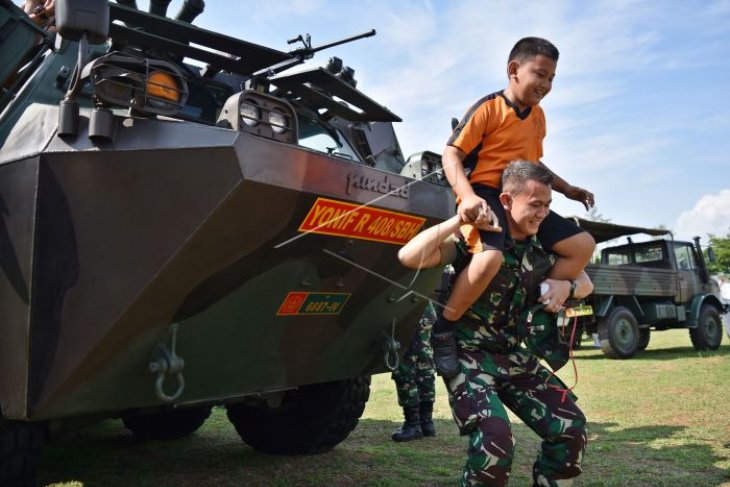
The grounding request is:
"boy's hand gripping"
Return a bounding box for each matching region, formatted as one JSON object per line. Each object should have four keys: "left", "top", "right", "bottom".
{"left": 457, "top": 194, "right": 501, "bottom": 232}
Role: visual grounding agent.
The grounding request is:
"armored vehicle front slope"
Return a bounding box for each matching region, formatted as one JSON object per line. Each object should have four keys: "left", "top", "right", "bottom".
{"left": 0, "top": 1, "right": 453, "bottom": 483}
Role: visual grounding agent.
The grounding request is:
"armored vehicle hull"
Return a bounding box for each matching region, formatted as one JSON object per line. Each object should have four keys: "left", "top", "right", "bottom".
{"left": 0, "top": 1, "right": 454, "bottom": 482}
{"left": 1, "top": 104, "right": 452, "bottom": 420}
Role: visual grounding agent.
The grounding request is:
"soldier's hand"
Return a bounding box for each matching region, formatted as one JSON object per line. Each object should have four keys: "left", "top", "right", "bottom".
{"left": 564, "top": 185, "right": 595, "bottom": 211}
{"left": 538, "top": 279, "right": 571, "bottom": 313}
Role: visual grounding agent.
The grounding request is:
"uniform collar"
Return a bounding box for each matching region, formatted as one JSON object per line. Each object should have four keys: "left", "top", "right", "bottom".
{"left": 499, "top": 90, "right": 532, "bottom": 120}
{"left": 504, "top": 234, "right": 542, "bottom": 252}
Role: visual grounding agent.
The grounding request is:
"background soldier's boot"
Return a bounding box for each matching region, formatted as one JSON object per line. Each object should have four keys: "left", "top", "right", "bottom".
{"left": 391, "top": 406, "right": 423, "bottom": 442}
{"left": 419, "top": 401, "right": 436, "bottom": 437}
{"left": 431, "top": 331, "right": 459, "bottom": 378}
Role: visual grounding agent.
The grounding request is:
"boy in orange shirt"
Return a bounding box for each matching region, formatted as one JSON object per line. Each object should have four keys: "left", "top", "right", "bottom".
{"left": 433, "top": 37, "right": 596, "bottom": 376}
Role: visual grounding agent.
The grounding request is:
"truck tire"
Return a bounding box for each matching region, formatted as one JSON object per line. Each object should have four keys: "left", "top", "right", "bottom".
{"left": 226, "top": 377, "right": 370, "bottom": 455}
{"left": 598, "top": 306, "right": 640, "bottom": 359}
{"left": 690, "top": 305, "right": 722, "bottom": 351}
{"left": 122, "top": 406, "right": 212, "bottom": 439}
{"left": 637, "top": 328, "right": 651, "bottom": 351}
{"left": 0, "top": 420, "right": 44, "bottom": 487}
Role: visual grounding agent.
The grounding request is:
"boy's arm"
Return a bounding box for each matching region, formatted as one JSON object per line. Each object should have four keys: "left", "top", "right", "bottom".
{"left": 443, "top": 146, "right": 488, "bottom": 221}
{"left": 398, "top": 215, "right": 462, "bottom": 269}
{"left": 443, "top": 146, "right": 499, "bottom": 229}
{"left": 538, "top": 161, "right": 595, "bottom": 210}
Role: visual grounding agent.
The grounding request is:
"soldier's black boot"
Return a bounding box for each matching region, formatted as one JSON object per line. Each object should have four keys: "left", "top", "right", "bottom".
{"left": 391, "top": 406, "right": 423, "bottom": 442}
{"left": 431, "top": 331, "right": 459, "bottom": 378}
{"left": 419, "top": 401, "right": 436, "bottom": 437}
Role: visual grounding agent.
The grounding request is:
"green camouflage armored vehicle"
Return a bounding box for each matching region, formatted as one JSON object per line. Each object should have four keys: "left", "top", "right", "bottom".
{"left": 573, "top": 218, "right": 728, "bottom": 359}
{"left": 0, "top": 0, "right": 452, "bottom": 483}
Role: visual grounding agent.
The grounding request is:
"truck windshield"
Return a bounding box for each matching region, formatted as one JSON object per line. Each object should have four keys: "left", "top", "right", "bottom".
{"left": 673, "top": 244, "right": 696, "bottom": 270}
{"left": 634, "top": 244, "right": 664, "bottom": 264}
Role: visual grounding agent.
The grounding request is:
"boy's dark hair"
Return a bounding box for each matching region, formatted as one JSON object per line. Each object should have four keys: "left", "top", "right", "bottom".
{"left": 508, "top": 37, "right": 559, "bottom": 63}
{"left": 502, "top": 160, "right": 553, "bottom": 195}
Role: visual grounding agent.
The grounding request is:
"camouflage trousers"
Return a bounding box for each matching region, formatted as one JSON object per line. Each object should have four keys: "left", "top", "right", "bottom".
{"left": 445, "top": 347, "right": 587, "bottom": 487}
{"left": 391, "top": 303, "right": 436, "bottom": 408}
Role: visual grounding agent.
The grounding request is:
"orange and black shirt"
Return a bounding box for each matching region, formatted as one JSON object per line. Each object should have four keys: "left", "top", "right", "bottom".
{"left": 447, "top": 91, "right": 546, "bottom": 189}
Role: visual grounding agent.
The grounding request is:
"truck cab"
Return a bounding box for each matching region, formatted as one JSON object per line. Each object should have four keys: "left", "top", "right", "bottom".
{"left": 574, "top": 218, "right": 726, "bottom": 358}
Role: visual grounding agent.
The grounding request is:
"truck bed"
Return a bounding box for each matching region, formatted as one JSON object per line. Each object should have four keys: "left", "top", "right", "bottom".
{"left": 585, "top": 264, "right": 678, "bottom": 298}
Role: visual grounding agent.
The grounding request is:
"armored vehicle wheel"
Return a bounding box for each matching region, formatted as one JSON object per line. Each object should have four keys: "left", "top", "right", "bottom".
{"left": 0, "top": 420, "right": 44, "bottom": 487}
{"left": 690, "top": 305, "right": 722, "bottom": 351}
{"left": 122, "top": 406, "right": 212, "bottom": 440}
{"left": 637, "top": 328, "right": 651, "bottom": 351}
{"left": 226, "top": 377, "right": 370, "bottom": 455}
{"left": 598, "top": 306, "right": 640, "bottom": 359}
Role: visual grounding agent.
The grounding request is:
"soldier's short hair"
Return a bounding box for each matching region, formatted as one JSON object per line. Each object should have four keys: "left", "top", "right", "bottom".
{"left": 508, "top": 37, "right": 559, "bottom": 63}
{"left": 502, "top": 160, "right": 553, "bottom": 195}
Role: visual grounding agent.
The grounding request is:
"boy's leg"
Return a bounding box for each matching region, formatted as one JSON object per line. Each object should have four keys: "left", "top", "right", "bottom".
{"left": 433, "top": 250, "right": 502, "bottom": 377}
{"left": 443, "top": 249, "right": 503, "bottom": 320}
{"left": 499, "top": 363, "right": 587, "bottom": 487}
{"left": 537, "top": 212, "right": 595, "bottom": 281}
{"left": 433, "top": 185, "right": 506, "bottom": 378}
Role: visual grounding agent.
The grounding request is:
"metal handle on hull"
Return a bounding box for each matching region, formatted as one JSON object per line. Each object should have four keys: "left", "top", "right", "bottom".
{"left": 149, "top": 323, "right": 186, "bottom": 403}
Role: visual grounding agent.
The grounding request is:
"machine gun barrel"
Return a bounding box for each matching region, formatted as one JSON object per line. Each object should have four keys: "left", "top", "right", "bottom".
{"left": 307, "top": 29, "right": 376, "bottom": 56}
{"left": 257, "top": 29, "right": 376, "bottom": 78}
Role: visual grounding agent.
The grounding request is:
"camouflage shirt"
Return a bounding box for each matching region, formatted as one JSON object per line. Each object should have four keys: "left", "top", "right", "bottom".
{"left": 451, "top": 235, "right": 560, "bottom": 375}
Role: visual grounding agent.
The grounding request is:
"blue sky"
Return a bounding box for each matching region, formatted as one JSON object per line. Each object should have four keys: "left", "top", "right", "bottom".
{"left": 144, "top": 0, "right": 729, "bottom": 242}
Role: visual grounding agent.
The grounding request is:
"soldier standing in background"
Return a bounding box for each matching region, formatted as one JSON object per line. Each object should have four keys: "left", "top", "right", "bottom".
{"left": 390, "top": 302, "right": 437, "bottom": 442}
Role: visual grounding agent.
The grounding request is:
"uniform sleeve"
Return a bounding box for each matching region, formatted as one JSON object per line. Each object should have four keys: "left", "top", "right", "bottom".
{"left": 447, "top": 101, "right": 490, "bottom": 155}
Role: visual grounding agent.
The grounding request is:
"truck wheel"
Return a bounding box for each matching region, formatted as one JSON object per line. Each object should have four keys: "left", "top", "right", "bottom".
{"left": 690, "top": 305, "right": 722, "bottom": 351}
{"left": 598, "top": 306, "right": 640, "bottom": 359}
{"left": 226, "top": 377, "right": 370, "bottom": 455}
{"left": 637, "top": 328, "right": 651, "bottom": 351}
{"left": 122, "top": 406, "right": 212, "bottom": 439}
{"left": 0, "top": 420, "right": 44, "bottom": 487}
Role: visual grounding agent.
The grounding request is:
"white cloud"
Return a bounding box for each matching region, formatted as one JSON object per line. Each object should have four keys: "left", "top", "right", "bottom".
{"left": 675, "top": 190, "right": 730, "bottom": 241}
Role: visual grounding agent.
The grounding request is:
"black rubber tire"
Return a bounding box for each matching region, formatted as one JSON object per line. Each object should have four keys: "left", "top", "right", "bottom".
{"left": 690, "top": 305, "right": 723, "bottom": 351}
{"left": 598, "top": 306, "right": 640, "bottom": 359}
{"left": 226, "top": 377, "right": 371, "bottom": 455}
{"left": 122, "top": 406, "right": 212, "bottom": 440}
{"left": 0, "top": 420, "right": 44, "bottom": 487}
{"left": 637, "top": 328, "right": 651, "bottom": 351}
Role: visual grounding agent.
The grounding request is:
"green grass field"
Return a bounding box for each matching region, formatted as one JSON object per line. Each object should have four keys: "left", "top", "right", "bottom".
{"left": 39, "top": 329, "right": 730, "bottom": 487}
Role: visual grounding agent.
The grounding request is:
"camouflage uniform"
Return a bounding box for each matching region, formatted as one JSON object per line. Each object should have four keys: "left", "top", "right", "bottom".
{"left": 446, "top": 236, "right": 587, "bottom": 487}
{"left": 392, "top": 302, "right": 436, "bottom": 408}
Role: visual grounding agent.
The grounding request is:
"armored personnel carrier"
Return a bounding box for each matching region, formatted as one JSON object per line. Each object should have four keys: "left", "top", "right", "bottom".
{"left": 0, "top": 0, "right": 452, "bottom": 483}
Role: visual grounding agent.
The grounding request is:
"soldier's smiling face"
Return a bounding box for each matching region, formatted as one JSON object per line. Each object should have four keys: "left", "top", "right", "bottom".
{"left": 500, "top": 179, "right": 552, "bottom": 240}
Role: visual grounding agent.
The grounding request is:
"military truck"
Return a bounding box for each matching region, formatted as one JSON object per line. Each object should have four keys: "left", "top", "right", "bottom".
{"left": 573, "top": 218, "right": 727, "bottom": 359}
{"left": 0, "top": 0, "right": 452, "bottom": 484}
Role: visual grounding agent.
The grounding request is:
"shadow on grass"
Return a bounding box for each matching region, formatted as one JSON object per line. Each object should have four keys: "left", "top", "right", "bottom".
{"left": 37, "top": 413, "right": 730, "bottom": 487}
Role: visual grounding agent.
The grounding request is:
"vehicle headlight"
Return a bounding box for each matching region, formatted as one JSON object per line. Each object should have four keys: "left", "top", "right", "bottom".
{"left": 85, "top": 52, "right": 188, "bottom": 116}
{"left": 147, "top": 71, "right": 181, "bottom": 103}
{"left": 240, "top": 100, "right": 260, "bottom": 127}
{"left": 217, "top": 90, "right": 298, "bottom": 143}
{"left": 269, "top": 108, "right": 289, "bottom": 134}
